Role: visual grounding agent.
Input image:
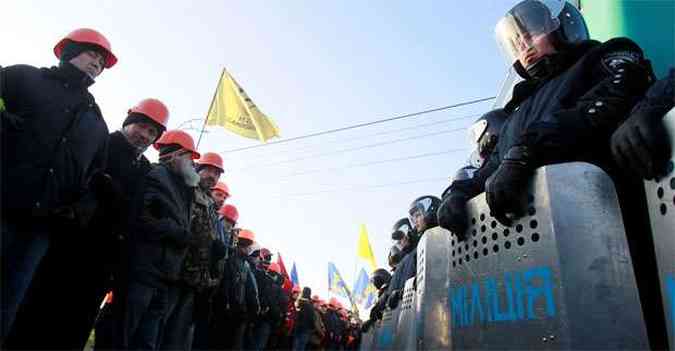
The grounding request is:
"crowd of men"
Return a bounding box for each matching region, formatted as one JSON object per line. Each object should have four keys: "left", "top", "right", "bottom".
{"left": 0, "top": 26, "right": 364, "bottom": 351}
{"left": 2, "top": 0, "right": 674, "bottom": 350}
{"left": 361, "top": 0, "right": 674, "bottom": 343}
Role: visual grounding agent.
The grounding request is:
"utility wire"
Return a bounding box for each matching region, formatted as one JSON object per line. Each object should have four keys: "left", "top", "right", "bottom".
{"left": 234, "top": 126, "right": 470, "bottom": 172}
{"left": 271, "top": 177, "right": 449, "bottom": 198}
{"left": 221, "top": 96, "right": 494, "bottom": 153}
{"left": 270, "top": 148, "right": 467, "bottom": 180}
{"left": 233, "top": 113, "right": 480, "bottom": 163}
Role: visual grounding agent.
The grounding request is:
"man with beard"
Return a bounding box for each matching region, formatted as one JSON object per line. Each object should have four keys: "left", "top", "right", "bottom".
{"left": 1, "top": 28, "right": 116, "bottom": 346}
{"left": 124, "top": 130, "right": 200, "bottom": 350}
{"left": 161, "top": 152, "right": 228, "bottom": 350}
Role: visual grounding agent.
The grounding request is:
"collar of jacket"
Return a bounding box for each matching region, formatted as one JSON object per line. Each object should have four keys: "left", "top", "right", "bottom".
{"left": 110, "top": 131, "right": 143, "bottom": 158}
{"left": 506, "top": 40, "right": 601, "bottom": 112}
{"left": 42, "top": 62, "right": 95, "bottom": 89}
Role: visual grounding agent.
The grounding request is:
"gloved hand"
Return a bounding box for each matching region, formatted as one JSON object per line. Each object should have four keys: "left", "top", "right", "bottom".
{"left": 437, "top": 192, "right": 469, "bottom": 240}
{"left": 485, "top": 146, "right": 534, "bottom": 226}
{"left": 387, "top": 289, "right": 402, "bottom": 310}
{"left": 611, "top": 105, "right": 671, "bottom": 180}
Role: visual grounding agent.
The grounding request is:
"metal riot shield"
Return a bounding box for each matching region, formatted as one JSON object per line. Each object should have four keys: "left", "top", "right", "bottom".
{"left": 447, "top": 162, "right": 648, "bottom": 350}
{"left": 359, "top": 327, "right": 375, "bottom": 351}
{"left": 643, "top": 107, "right": 675, "bottom": 350}
{"left": 394, "top": 277, "right": 418, "bottom": 351}
{"left": 374, "top": 305, "right": 400, "bottom": 350}
{"left": 415, "top": 226, "right": 452, "bottom": 350}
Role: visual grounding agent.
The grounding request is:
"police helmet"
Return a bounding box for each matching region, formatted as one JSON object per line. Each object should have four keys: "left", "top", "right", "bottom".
{"left": 496, "top": 0, "right": 589, "bottom": 76}
{"left": 408, "top": 195, "right": 441, "bottom": 230}
{"left": 370, "top": 268, "right": 392, "bottom": 290}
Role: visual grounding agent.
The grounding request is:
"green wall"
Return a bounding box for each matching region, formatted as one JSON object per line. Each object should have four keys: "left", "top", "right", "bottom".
{"left": 580, "top": 0, "right": 674, "bottom": 78}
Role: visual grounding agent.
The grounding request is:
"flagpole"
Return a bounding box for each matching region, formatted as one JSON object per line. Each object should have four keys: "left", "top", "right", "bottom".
{"left": 197, "top": 67, "right": 227, "bottom": 148}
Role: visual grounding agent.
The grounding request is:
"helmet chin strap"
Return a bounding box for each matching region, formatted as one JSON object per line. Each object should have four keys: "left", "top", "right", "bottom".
{"left": 525, "top": 52, "right": 566, "bottom": 80}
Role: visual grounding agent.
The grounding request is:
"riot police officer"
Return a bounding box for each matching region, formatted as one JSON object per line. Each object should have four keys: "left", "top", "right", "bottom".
{"left": 437, "top": 0, "right": 653, "bottom": 234}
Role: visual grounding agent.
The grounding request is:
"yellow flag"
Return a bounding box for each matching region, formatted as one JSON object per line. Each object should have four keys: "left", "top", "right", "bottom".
{"left": 357, "top": 224, "right": 377, "bottom": 272}
{"left": 206, "top": 69, "right": 280, "bottom": 142}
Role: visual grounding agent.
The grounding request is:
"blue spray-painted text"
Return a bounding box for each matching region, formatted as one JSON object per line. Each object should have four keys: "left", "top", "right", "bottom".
{"left": 448, "top": 266, "right": 556, "bottom": 328}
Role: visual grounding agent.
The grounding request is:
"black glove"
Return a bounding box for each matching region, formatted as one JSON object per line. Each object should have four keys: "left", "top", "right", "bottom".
{"left": 91, "top": 172, "right": 126, "bottom": 207}
{"left": 485, "top": 146, "right": 534, "bottom": 226}
{"left": 611, "top": 105, "right": 671, "bottom": 180}
{"left": 387, "top": 289, "right": 402, "bottom": 310}
{"left": 437, "top": 192, "right": 469, "bottom": 240}
{"left": 1, "top": 110, "right": 24, "bottom": 132}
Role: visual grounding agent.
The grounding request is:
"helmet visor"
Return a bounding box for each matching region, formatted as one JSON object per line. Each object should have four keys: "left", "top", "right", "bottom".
{"left": 495, "top": 0, "right": 562, "bottom": 67}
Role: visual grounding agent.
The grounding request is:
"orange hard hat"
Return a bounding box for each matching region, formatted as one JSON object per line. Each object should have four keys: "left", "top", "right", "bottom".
{"left": 128, "top": 98, "right": 169, "bottom": 128}
{"left": 197, "top": 152, "right": 224, "bottom": 172}
{"left": 212, "top": 182, "right": 230, "bottom": 198}
{"left": 311, "top": 295, "right": 320, "bottom": 302}
{"left": 268, "top": 262, "right": 282, "bottom": 274}
{"left": 153, "top": 130, "right": 200, "bottom": 159}
{"left": 218, "top": 204, "right": 239, "bottom": 223}
{"left": 54, "top": 28, "right": 117, "bottom": 68}
{"left": 238, "top": 229, "right": 255, "bottom": 242}
{"left": 329, "top": 297, "right": 339, "bottom": 309}
{"left": 292, "top": 285, "right": 301, "bottom": 294}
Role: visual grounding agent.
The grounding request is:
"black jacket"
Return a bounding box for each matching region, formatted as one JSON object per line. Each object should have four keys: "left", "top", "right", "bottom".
{"left": 251, "top": 265, "right": 284, "bottom": 323}
{"left": 454, "top": 38, "right": 654, "bottom": 198}
{"left": 295, "top": 299, "right": 317, "bottom": 333}
{"left": 388, "top": 246, "right": 416, "bottom": 294}
{"left": 129, "top": 163, "right": 193, "bottom": 287}
{"left": 100, "top": 131, "right": 151, "bottom": 232}
{"left": 217, "top": 250, "right": 260, "bottom": 319}
{"left": 1, "top": 64, "right": 108, "bottom": 213}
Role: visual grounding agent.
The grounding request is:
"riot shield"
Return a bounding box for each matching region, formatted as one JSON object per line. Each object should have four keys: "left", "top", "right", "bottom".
{"left": 643, "top": 107, "right": 675, "bottom": 350}
{"left": 415, "top": 226, "right": 451, "bottom": 350}
{"left": 374, "top": 305, "right": 400, "bottom": 350}
{"left": 359, "top": 327, "right": 375, "bottom": 351}
{"left": 446, "top": 162, "right": 648, "bottom": 350}
{"left": 394, "top": 277, "right": 418, "bottom": 351}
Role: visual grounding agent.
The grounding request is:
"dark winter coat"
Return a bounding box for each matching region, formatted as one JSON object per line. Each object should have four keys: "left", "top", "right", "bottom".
{"left": 1, "top": 63, "right": 108, "bottom": 217}
{"left": 129, "top": 163, "right": 193, "bottom": 287}
{"left": 455, "top": 38, "right": 654, "bottom": 198}
{"left": 294, "top": 298, "right": 316, "bottom": 333}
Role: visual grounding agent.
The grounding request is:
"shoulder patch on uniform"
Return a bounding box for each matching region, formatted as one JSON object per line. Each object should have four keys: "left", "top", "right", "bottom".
{"left": 602, "top": 50, "right": 642, "bottom": 72}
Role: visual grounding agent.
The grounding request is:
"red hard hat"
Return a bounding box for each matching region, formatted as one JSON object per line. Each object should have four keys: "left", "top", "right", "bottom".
{"left": 54, "top": 28, "right": 117, "bottom": 68}
{"left": 218, "top": 204, "right": 239, "bottom": 223}
{"left": 212, "top": 181, "right": 230, "bottom": 198}
{"left": 128, "top": 98, "right": 169, "bottom": 128}
{"left": 197, "top": 152, "right": 224, "bottom": 172}
{"left": 292, "top": 285, "right": 301, "bottom": 294}
{"left": 238, "top": 229, "right": 255, "bottom": 242}
{"left": 153, "top": 130, "right": 200, "bottom": 159}
{"left": 268, "top": 262, "right": 282, "bottom": 274}
{"left": 311, "top": 295, "right": 320, "bottom": 302}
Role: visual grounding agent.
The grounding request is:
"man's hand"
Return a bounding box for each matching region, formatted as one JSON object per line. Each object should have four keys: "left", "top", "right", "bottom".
{"left": 486, "top": 146, "right": 534, "bottom": 225}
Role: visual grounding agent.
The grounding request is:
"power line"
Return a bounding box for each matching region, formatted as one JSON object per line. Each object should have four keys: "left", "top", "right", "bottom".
{"left": 271, "top": 148, "right": 467, "bottom": 180}
{"left": 233, "top": 113, "right": 480, "bottom": 163}
{"left": 221, "top": 96, "right": 495, "bottom": 153}
{"left": 271, "top": 177, "right": 449, "bottom": 198}
{"left": 234, "top": 126, "right": 470, "bottom": 172}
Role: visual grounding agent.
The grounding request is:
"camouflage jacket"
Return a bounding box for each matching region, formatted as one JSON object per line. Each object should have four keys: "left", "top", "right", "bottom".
{"left": 181, "top": 187, "right": 222, "bottom": 291}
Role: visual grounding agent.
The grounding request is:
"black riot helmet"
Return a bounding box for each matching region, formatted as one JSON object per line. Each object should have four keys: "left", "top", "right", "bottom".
{"left": 408, "top": 195, "right": 441, "bottom": 232}
{"left": 391, "top": 218, "right": 414, "bottom": 241}
{"left": 370, "top": 268, "right": 392, "bottom": 290}
{"left": 388, "top": 245, "right": 403, "bottom": 269}
{"left": 443, "top": 165, "right": 478, "bottom": 199}
{"left": 496, "top": 0, "right": 589, "bottom": 79}
{"left": 468, "top": 109, "right": 509, "bottom": 165}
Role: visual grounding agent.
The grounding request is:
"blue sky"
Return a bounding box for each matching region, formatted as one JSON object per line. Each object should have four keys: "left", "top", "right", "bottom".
{"left": 2, "top": 0, "right": 517, "bottom": 305}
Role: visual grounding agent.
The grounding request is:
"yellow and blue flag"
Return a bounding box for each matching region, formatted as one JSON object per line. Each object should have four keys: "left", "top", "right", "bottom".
{"left": 354, "top": 224, "right": 378, "bottom": 309}
{"left": 328, "top": 262, "right": 351, "bottom": 299}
